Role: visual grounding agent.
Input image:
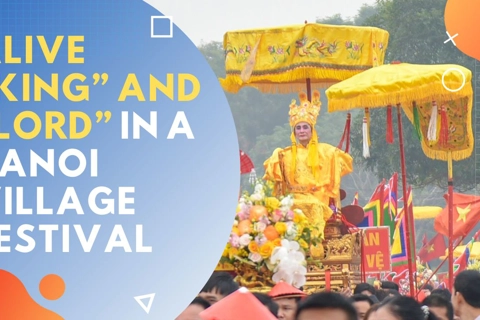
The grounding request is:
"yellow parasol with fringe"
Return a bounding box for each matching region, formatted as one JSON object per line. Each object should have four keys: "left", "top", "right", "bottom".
{"left": 413, "top": 206, "right": 443, "bottom": 220}
{"left": 326, "top": 63, "right": 473, "bottom": 161}
{"left": 220, "top": 23, "right": 389, "bottom": 94}
{"left": 441, "top": 241, "right": 480, "bottom": 260}
{"left": 325, "top": 62, "right": 474, "bottom": 292}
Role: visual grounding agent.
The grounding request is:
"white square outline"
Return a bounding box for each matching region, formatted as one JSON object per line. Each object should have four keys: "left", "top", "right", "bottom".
{"left": 151, "top": 16, "right": 173, "bottom": 38}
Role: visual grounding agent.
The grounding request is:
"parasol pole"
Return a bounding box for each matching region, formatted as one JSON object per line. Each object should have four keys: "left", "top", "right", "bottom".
{"left": 304, "top": 20, "right": 312, "bottom": 101}
{"left": 447, "top": 151, "right": 454, "bottom": 291}
{"left": 396, "top": 104, "right": 416, "bottom": 297}
{"left": 306, "top": 78, "right": 312, "bottom": 101}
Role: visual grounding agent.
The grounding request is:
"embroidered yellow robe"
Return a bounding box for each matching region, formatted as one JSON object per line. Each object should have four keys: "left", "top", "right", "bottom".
{"left": 263, "top": 143, "right": 353, "bottom": 239}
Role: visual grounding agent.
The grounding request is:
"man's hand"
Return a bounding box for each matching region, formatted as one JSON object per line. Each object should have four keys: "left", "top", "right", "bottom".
{"left": 339, "top": 286, "right": 352, "bottom": 297}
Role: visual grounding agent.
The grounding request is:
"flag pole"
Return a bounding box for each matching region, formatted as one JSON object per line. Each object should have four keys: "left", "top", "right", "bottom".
{"left": 447, "top": 151, "right": 454, "bottom": 292}
{"left": 396, "top": 104, "right": 416, "bottom": 296}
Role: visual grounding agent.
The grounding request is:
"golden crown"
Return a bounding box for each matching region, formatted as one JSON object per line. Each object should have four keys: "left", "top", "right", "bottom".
{"left": 289, "top": 90, "right": 321, "bottom": 127}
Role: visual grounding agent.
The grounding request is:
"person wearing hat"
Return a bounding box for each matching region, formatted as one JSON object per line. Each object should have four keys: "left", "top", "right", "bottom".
{"left": 263, "top": 90, "right": 353, "bottom": 243}
{"left": 199, "top": 287, "right": 277, "bottom": 320}
{"left": 268, "top": 282, "right": 307, "bottom": 320}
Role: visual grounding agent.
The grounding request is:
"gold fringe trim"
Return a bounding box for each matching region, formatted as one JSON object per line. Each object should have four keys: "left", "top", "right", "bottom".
{"left": 327, "top": 82, "right": 473, "bottom": 112}
{"left": 219, "top": 67, "right": 370, "bottom": 94}
{"left": 223, "top": 82, "right": 336, "bottom": 94}
{"left": 402, "top": 99, "right": 474, "bottom": 162}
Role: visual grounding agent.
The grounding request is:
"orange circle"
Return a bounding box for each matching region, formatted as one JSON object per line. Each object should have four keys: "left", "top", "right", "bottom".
{"left": 444, "top": 0, "right": 480, "bottom": 60}
{"left": 39, "top": 274, "right": 65, "bottom": 300}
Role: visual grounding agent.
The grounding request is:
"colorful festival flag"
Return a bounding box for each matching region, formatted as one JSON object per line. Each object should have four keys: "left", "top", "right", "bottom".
{"left": 359, "top": 173, "right": 412, "bottom": 284}
{"left": 391, "top": 186, "right": 412, "bottom": 272}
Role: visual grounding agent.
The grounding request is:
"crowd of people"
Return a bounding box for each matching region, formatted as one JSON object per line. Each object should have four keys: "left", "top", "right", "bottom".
{"left": 175, "top": 270, "right": 480, "bottom": 320}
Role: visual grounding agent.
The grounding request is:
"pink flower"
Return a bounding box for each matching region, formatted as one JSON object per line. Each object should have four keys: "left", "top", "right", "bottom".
{"left": 255, "top": 234, "right": 267, "bottom": 246}
{"left": 260, "top": 216, "right": 270, "bottom": 225}
{"left": 277, "top": 48, "right": 284, "bottom": 54}
{"left": 237, "top": 211, "right": 248, "bottom": 220}
{"left": 286, "top": 210, "right": 294, "bottom": 221}
{"left": 239, "top": 234, "right": 252, "bottom": 247}
{"left": 256, "top": 221, "right": 267, "bottom": 232}
{"left": 273, "top": 209, "right": 284, "bottom": 222}
{"left": 249, "top": 252, "right": 263, "bottom": 263}
{"left": 229, "top": 234, "right": 240, "bottom": 248}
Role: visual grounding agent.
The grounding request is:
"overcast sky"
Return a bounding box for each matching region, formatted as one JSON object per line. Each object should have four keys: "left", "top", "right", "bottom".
{"left": 147, "top": 0, "right": 376, "bottom": 45}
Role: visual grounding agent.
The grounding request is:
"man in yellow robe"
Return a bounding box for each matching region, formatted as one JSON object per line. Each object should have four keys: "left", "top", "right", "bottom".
{"left": 263, "top": 90, "right": 353, "bottom": 241}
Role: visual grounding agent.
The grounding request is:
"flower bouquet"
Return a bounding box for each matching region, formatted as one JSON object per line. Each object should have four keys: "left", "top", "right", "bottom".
{"left": 415, "top": 259, "right": 439, "bottom": 290}
{"left": 220, "top": 180, "right": 319, "bottom": 289}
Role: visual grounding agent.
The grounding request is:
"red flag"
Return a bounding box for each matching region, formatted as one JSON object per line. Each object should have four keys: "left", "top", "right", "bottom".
{"left": 417, "top": 234, "right": 446, "bottom": 263}
{"left": 422, "top": 233, "right": 428, "bottom": 247}
{"left": 434, "top": 193, "right": 480, "bottom": 239}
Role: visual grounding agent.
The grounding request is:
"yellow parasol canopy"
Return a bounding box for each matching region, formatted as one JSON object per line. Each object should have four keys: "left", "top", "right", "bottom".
{"left": 441, "top": 241, "right": 480, "bottom": 260}
{"left": 220, "top": 23, "right": 389, "bottom": 94}
{"left": 413, "top": 206, "right": 443, "bottom": 220}
{"left": 326, "top": 63, "right": 473, "bottom": 161}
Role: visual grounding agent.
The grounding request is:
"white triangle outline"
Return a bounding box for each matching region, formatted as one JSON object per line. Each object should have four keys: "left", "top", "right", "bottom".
{"left": 134, "top": 293, "right": 156, "bottom": 314}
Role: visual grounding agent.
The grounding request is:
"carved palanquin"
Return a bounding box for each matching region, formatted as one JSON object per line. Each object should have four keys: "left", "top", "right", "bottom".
{"left": 215, "top": 214, "right": 362, "bottom": 293}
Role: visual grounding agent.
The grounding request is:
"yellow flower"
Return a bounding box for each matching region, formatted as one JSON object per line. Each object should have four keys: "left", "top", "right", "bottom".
{"left": 231, "top": 227, "right": 240, "bottom": 235}
{"left": 298, "top": 239, "right": 309, "bottom": 249}
{"left": 228, "top": 247, "right": 239, "bottom": 259}
{"left": 265, "top": 197, "right": 280, "bottom": 212}
{"left": 259, "top": 241, "right": 275, "bottom": 259}
{"left": 272, "top": 238, "right": 282, "bottom": 247}
{"left": 238, "top": 248, "right": 248, "bottom": 258}
{"left": 296, "top": 225, "right": 304, "bottom": 236}
{"left": 248, "top": 241, "right": 259, "bottom": 253}
{"left": 275, "top": 222, "right": 287, "bottom": 235}
{"left": 222, "top": 244, "right": 231, "bottom": 257}
{"left": 293, "top": 211, "right": 305, "bottom": 224}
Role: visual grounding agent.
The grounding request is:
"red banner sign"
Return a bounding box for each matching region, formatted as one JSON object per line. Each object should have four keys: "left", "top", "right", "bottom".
{"left": 362, "top": 226, "right": 391, "bottom": 273}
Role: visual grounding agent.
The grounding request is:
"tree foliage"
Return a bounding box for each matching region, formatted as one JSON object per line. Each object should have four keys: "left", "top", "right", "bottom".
{"left": 347, "top": 0, "right": 477, "bottom": 192}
